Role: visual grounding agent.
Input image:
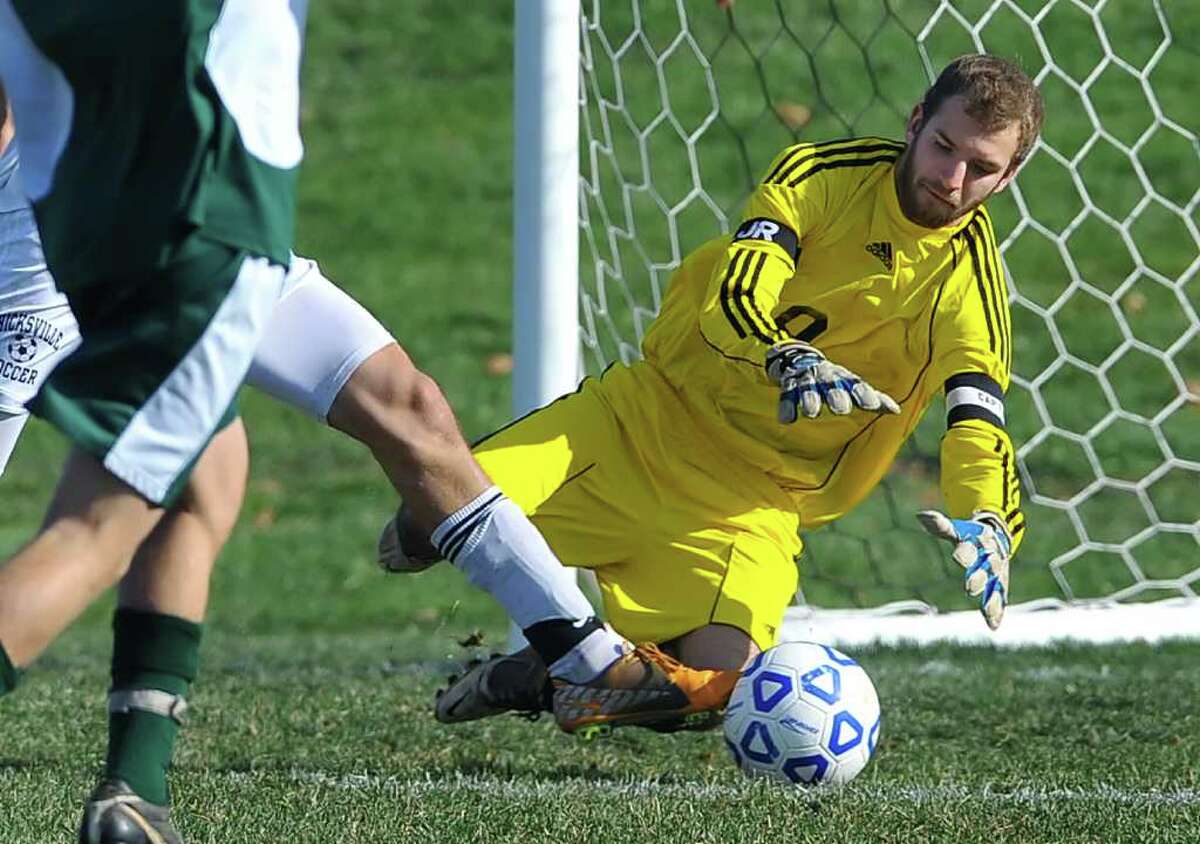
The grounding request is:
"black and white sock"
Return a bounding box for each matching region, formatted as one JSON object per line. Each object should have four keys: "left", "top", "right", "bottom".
{"left": 431, "top": 486, "right": 626, "bottom": 681}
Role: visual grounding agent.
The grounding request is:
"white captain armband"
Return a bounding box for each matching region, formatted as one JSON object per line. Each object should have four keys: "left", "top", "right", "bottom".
{"left": 945, "top": 372, "right": 1005, "bottom": 428}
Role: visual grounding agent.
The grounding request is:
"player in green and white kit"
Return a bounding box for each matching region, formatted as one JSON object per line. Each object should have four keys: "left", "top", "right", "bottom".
{"left": 0, "top": 1, "right": 304, "bottom": 500}
{"left": 0, "top": 6, "right": 728, "bottom": 841}
{"left": 0, "top": 4, "right": 304, "bottom": 841}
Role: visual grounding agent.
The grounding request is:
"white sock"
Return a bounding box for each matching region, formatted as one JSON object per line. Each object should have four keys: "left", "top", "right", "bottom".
{"left": 430, "top": 486, "right": 595, "bottom": 628}
{"left": 547, "top": 627, "right": 630, "bottom": 683}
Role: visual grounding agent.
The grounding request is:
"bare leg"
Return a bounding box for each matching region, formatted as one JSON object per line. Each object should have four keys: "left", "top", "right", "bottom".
{"left": 0, "top": 417, "right": 251, "bottom": 669}
{"left": 327, "top": 343, "right": 619, "bottom": 680}
{"left": 78, "top": 419, "right": 249, "bottom": 832}
{"left": 117, "top": 418, "right": 249, "bottom": 621}
{"left": 327, "top": 342, "right": 488, "bottom": 531}
{"left": 666, "top": 623, "right": 761, "bottom": 671}
{"left": 0, "top": 449, "right": 163, "bottom": 667}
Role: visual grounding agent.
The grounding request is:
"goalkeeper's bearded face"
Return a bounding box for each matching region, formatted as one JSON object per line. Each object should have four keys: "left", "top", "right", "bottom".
{"left": 895, "top": 94, "right": 1021, "bottom": 229}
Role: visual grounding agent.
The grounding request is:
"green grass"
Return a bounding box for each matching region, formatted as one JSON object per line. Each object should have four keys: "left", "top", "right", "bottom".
{"left": 0, "top": 2, "right": 1198, "bottom": 841}
{"left": 3, "top": 636, "right": 1198, "bottom": 842}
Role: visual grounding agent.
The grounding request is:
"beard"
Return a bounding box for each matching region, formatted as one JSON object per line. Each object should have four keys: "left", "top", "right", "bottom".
{"left": 894, "top": 146, "right": 990, "bottom": 229}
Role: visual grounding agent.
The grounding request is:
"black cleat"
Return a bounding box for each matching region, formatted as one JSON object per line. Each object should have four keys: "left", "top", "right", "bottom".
{"left": 78, "top": 779, "right": 183, "bottom": 844}
{"left": 435, "top": 646, "right": 551, "bottom": 723}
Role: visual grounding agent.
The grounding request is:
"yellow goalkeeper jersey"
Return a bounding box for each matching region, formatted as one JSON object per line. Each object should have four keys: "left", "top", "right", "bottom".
{"left": 635, "top": 136, "right": 1025, "bottom": 549}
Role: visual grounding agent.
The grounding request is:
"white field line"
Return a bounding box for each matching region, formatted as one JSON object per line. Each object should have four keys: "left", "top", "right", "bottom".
{"left": 785, "top": 600, "right": 1200, "bottom": 647}
{"left": 222, "top": 770, "right": 1200, "bottom": 806}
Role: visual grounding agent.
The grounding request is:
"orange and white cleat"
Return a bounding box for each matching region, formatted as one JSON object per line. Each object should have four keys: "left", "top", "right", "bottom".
{"left": 552, "top": 643, "right": 739, "bottom": 739}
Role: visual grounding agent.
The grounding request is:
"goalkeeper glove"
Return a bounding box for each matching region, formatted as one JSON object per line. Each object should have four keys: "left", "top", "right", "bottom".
{"left": 765, "top": 341, "right": 901, "bottom": 423}
{"left": 916, "top": 510, "right": 1012, "bottom": 631}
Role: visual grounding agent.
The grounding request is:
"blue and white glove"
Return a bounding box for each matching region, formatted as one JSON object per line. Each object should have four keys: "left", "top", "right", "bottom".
{"left": 765, "top": 341, "right": 901, "bottom": 423}
{"left": 916, "top": 510, "right": 1012, "bottom": 630}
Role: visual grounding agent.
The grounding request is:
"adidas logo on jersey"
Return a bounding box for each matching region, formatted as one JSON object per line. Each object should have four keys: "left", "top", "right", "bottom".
{"left": 865, "top": 241, "right": 894, "bottom": 272}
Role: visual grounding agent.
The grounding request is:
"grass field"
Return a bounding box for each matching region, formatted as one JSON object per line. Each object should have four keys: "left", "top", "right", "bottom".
{"left": 0, "top": 2, "right": 1198, "bottom": 842}
{"left": 3, "top": 635, "right": 1198, "bottom": 842}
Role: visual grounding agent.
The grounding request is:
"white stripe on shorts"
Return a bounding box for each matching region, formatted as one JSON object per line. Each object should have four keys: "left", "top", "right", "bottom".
{"left": 103, "top": 256, "right": 285, "bottom": 504}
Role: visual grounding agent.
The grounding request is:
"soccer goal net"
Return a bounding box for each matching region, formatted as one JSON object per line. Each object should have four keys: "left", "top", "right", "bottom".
{"left": 518, "top": 0, "right": 1200, "bottom": 644}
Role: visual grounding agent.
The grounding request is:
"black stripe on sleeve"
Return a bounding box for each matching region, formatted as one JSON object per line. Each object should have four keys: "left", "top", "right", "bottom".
{"left": 971, "top": 216, "right": 1010, "bottom": 373}
{"left": 786, "top": 153, "right": 901, "bottom": 188}
{"left": 764, "top": 148, "right": 806, "bottom": 186}
{"left": 735, "top": 251, "right": 783, "bottom": 344}
{"left": 945, "top": 372, "right": 1003, "bottom": 398}
{"left": 1009, "top": 510, "right": 1026, "bottom": 533}
{"left": 977, "top": 214, "right": 1013, "bottom": 375}
{"left": 718, "top": 250, "right": 753, "bottom": 339}
{"left": 997, "top": 436, "right": 1012, "bottom": 510}
{"left": 945, "top": 371, "right": 1004, "bottom": 399}
{"left": 762, "top": 138, "right": 882, "bottom": 184}
{"left": 945, "top": 371, "right": 1005, "bottom": 429}
{"left": 766, "top": 138, "right": 905, "bottom": 186}
{"left": 959, "top": 224, "right": 998, "bottom": 357}
{"left": 947, "top": 404, "right": 1004, "bottom": 429}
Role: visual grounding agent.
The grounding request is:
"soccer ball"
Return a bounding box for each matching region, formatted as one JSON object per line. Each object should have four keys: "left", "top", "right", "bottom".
{"left": 723, "top": 641, "right": 881, "bottom": 787}
{"left": 7, "top": 333, "right": 37, "bottom": 363}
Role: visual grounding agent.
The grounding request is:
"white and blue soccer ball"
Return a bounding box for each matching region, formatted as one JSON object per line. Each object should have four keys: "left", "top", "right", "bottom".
{"left": 723, "top": 641, "right": 881, "bottom": 787}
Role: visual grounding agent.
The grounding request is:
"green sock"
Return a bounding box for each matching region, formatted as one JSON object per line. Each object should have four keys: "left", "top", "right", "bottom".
{"left": 0, "top": 640, "right": 19, "bottom": 696}
{"left": 106, "top": 609, "right": 202, "bottom": 806}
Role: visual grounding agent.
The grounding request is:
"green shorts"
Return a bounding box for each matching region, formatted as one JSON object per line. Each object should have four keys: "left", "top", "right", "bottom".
{"left": 28, "top": 234, "right": 285, "bottom": 505}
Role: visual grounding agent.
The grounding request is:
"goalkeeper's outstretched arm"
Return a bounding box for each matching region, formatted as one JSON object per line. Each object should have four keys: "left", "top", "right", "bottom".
{"left": 919, "top": 393, "right": 1024, "bottom": 630}
{"left": 939, "top": 381, "right": 1025, "bottom": 553}
{"left": 921, "top": 209, "right": 1024, "bottom": 629}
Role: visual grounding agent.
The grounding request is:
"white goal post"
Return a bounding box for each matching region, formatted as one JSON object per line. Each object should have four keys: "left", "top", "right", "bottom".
{"left": 513, "top": 0, "right": 1200, "bottom": 645}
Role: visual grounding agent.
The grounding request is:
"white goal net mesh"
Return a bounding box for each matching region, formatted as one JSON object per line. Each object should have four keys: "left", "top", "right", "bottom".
{"left": 576, "top": 0, "right": 1200, "bottom": 624}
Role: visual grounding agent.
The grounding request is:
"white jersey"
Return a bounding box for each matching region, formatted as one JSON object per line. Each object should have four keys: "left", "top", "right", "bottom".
{"left": 0, "top": 136, "right": 21, "bottom": 210}
{"left": 0, "top": 140, "right": 70, "bottom": 311}
{"left": 0, "top": 139, "right": 82, "bottom": 477}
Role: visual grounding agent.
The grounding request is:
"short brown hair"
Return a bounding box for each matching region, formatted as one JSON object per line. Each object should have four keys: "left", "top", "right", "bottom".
{"left": 920, "top": 54, "right": 1044, "bottom": 164}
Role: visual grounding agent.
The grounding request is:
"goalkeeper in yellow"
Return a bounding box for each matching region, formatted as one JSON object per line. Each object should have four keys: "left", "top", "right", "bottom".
{"left": 384, "top": 54, "right": 1043, "bottom": 730}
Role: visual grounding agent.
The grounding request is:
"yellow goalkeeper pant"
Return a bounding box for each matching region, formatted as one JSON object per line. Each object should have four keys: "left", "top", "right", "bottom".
{"left": 473, "top": 361, "right": 801, "bottom": 650}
